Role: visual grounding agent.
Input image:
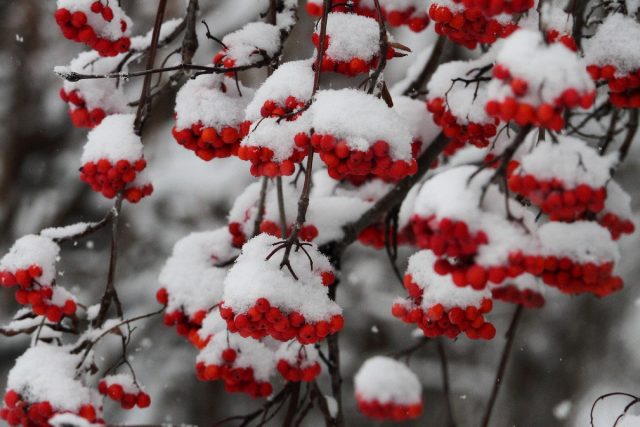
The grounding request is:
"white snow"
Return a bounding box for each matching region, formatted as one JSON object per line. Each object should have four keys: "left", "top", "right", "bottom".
{"left": 322, "top": 13, "right": 381, "bottom": 62}
{"left": 584, "top": 14, "right": 640, "bottom": 73}
{"left": 159, "top": 227, "right": 239, "bottom": 317}
{"left": 538, "top": 221, "right": 620, "bottom": 264}
{"left": 0, "top": 235, "right": 60, "bottom": 285}
{"left": 241, "top": 115, "right": 311, "bottom": 162}
{"left": 393, "top": 96, "right": 441, "bottom": 146}
{"left": 81, "top": 114, "right": 143, "bottom": 163}
{"left": 517, "top": 136, "right": 617, "bottom": 188}
{"left": 222, "top": 234, "right": 340, "bottom": 322}
{"left": 174, "top": 74, "right": 253, "bottom": 131}
{"left": 310, "top": 89, "right": 414, "bottom": 161}
{"left": 354, "top": 356, "right": 422, "bottom": 404}
{"left": 220, "top": 22, "right": 282, "bottom": 67}
{"left": 7, "top": 345, "right": 97, "bottom": 411}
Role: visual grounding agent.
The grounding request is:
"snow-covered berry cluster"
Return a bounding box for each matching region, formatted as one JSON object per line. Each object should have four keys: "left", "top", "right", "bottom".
{"left": 0, "top": 235, "right": 78, "bottom": 323}
{"left": 1, "top": 346, "right": 103, "bottom": 426}
{"left": 172, "top": 75, "right": 252, "bottom": 161}
{"left": 158, "top": 228, "right": 238, "bottom": 346}
{"left": 98, "top": 375, "right": 150, "bottom": 410}
{"left": 309, "top": 89, "right": 417, "bottom": 182}
{"left": 275, "top": 344, "right": 322, "bottom": 382}
{"left": 584, "top": 14, "right": 640, "bottom": 108}
{"left": 80, "top": 114, "right": 152, "bottom": 202}
{"left": 196, "top": 333, "right": 275, "bottom": 398}
{"left": 485, "top": 30, "right": 595, "bottom": 131}
{"left": 598, "top": 181, "right": 635, "bottom": 240}
{"left": 427, "top": 57, "right": 498, "bottom": 152}
{"left": 312, "top": 13, "right": 395, "bottom": 77}
{"left": 410, "top": 166, "right": 535, "bottom": 289}
{"left": 55, "top": 0, "right": 132, "bottom": 57}
{"left": 429, "top": 0, "right": 518, "bottom": 50}
{"left": 354, "top": 357, "right": 423, "bottom": 421}
{"left": 491, "top": 274, "right": 545, "bottom": 308}
{"left": 392, "top": 251, "right": 496, "bottom": 339}
{"left": 59, "top": 51, "right": 129, "bottom": 129}
{"left": 508, "top": 137, "right": 616, "bottom": 221}
{"left": 306, "top": 0, "right": 429, "bottom": 32}
{"left": 220, "top": 234, "right": 343, "bottom": 344}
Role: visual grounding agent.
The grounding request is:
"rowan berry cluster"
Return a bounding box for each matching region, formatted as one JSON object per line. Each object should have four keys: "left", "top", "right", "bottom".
{"left": 98, "top": 376, "right": 151, "bottom": 410}
{"left": 80, "top": 158, "right": 150, "bottom": 202}
{"left": 312, "top": 33, "right": 396, "bottom": 77}
{"left": 1, "top": 390, "right": 101, "bottom": 426}
{"left": 220, "top": 301, "right": 344, "bottom": 344}
{"left": 491, "top": 284, "right": 545, "bottom": 308}
{"left": 54, "top": 2, "right": 131, "bottom": 57}
{"left": 429, "top": 4, "right": 518, "bottom": 50}
{"left": 172, "top": 122, "right": 249, "bottom": 161}
{"left": 427, "top": 97, "right": 498, "bottom": 149}
{"left": 356, "top": 396, "right": 424, "bottom": 421}
{"left": 60, "top": 88, "right": 107, "bottom": 128}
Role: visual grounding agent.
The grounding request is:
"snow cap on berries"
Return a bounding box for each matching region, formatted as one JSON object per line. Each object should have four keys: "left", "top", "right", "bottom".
{"left": 81, "top": 114, "right": 142, "bottom": 163}
{"left": 310, "top": 89, "right": 414, "bottom": 161}
{"left": 241, "top": 115, "right": 311, "bottom": 162}
{"left": 7, "top": 345, "right": 99, "bottom": 412}
{"left": 244, "top": 60, "right": 314, "bottom": 121}
{"left": 488, "top": 29, "right": 594, "bottom": 105}
{"left": 584, "top": 14, "right": 640, "bottom": 73}
{"left": 393, "top": 96, "right": 441, "bottom": 146}
{"left": 321, "top": 13, "right": 383, "bottom": 62}
{"left": 159, "top": 228, "right": 239, "bottom": 318}
{"left": 354, "top": 356, "right": 422, "bottom": 405}
{"left": 516, "top": 136, "right": 617, "bottom": 188}
{"left": 1, "top": 235, "right": 60, "bottom": 285}
{"left": 220, "top": 22, "right": 282, "bottom": 67}
{"left": 537, "top": 221, "right": 620, "bottom": 264}
{"left": 175, "top": 74, "right": 253, "bottom": 131}
{"left": 414, "top": 165, "right": 536, "bottom": 266}
{"left": 428, "top": 57, "right": 495, "bottom": 125}
{"left": 197, "top": 332, "right": 276, "bottom": 383}
{"left": 407, "top": 251, "right": 491, "bottom": 308}
{"left": 222, "top": 234, "right": 340, "bottom": 322}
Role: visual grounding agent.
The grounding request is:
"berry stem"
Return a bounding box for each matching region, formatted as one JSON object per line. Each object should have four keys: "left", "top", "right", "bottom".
{"left": 437, "top": 339, "right": 457, "bottom": 427}
{"left": 479, "top": 305, "right": 524, "bottom": 427}
{"left": 276, "top": 176, "right": 288, "bottom": 238}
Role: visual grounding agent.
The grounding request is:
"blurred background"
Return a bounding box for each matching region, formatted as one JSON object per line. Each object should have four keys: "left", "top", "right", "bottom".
{"left": 0, "top": 1, "right": 639, "bottom": 426}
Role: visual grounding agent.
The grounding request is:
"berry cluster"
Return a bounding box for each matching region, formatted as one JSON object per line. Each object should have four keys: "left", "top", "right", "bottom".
{"left": 392, "top": 274, "right": 496, "bottom": 339}
{"left": 411, "top": 215, "right": 489, "bottom": 262}
{"left": 508, "top": 176, "right": 606, "bottom": 221}
{"left": 311, "top": 33, "right": 395, "bottom": 77}
{"left": 586, "top": 64, "right": 640, "bottom": 108}
{"left": 1, "top": 390, "right": 100, "bottom": 426}
{"left": 260, "top": 97, "right": 306, "bottom": 120}
{"left": 1, "top": 266, "right": 76, "bottom": 322}
{"left": 259, "top": 220, "right": 319, "bottom": 242}
{"left": 512, "top": 254, "right": 622, "bottom": 296}
{"left": 195, "top": 349, "right": 273, "bottom": 398}
{"left": 172, "top": 122, "right": 249, "bottom": 161}
{"left": 212, "top": 51, "right": 238, "bottom": 76}
{"left": 306, "top": 0, "right": 429, "bottom": 32}
{"left": 546, "top": 29, "right": 577, "bottom": 51}
{"left": 486, "top": 64, "right": 595, "bottom": 130}
{"left": 220, "top": 299, "right": 344, "bottom": 344}
{"left": 157, "top": 288, "right": 208, "bottom": 347}
{"left": 311, "top": 133, "right": 417, "bottom": 182}
{"left": 357, "top": 223, "right": 414, "bottom": 249}
{"left": 98, "top": 378, "right": 151, "bottom": 410}
{"left": 429, "top": 4, "right": 518, "bottom": 50}
{"left": 60, "top": 88, "right": 106, "bottom": 128}
{"left": 456, "top": 0, "right": 533, "bottom": 15}
{"left": 356, "top": 396, "right": 423, "bottom": 421}
{"left": 599, "top": 212, "right": 635, "bottom": 240}
{"left": 54, "top": 2, "right": 131, "bottom": 57}
{"left": 276, "top": 359, "right": 321, "bottom": 382}
{"left": 427, "top": 97, "right": 498, "bottom": 149}
{"left": 228, "top": 222, "right": 249, "bottom": 248}
{"left": 80, "top": 158, "right": 151, "bottom": 202}
{"left": 238, "top": 137, "right": 309, "bottom": 177}
{"left": 492, "top": 284, "right": 545, "bottom": 308}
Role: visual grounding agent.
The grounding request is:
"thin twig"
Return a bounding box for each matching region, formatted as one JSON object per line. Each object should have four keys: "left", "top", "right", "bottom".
{"left": 437, "top": 339, "right": 457, "bottom": 427}
{"left": 479, "top": 305, "right": 524, "bottom": 427}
